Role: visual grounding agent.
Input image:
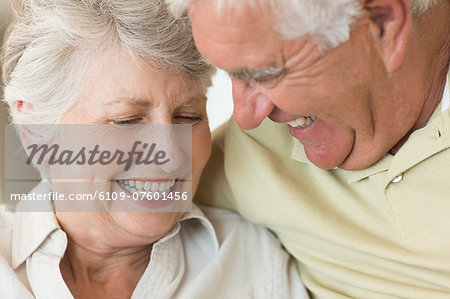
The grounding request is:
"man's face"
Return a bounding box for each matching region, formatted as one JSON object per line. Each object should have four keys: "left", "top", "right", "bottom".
{"left": 189, "top": 1, "right": 424, "bottom": 170}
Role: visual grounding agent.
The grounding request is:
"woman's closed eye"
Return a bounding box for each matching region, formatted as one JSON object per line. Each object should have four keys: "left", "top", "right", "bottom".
{"left": 174, "top": 114, "right": 203, "bottom": 124}
{"left": 108, "top": 117, "right": 144, "bottom": 125}
{"left": 107, "top": 115, "right": 202, "bottom": 125}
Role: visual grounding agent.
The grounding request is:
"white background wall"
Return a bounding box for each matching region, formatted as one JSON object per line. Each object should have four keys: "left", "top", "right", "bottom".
{"left": 206, "top": 69, "right": 234, "bottom": 130}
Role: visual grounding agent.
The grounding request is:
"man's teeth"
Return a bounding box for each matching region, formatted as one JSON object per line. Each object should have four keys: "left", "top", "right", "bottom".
{"left": 119, "top": 179, "right": 175, "bottom": 193}
{"left": 288, "top": 116, "right": 316, "bottom": 128}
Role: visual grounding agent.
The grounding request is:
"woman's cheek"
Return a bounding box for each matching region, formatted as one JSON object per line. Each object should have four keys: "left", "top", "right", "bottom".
{"left": 191, "top": 122, "right": 212, "bottom": 191}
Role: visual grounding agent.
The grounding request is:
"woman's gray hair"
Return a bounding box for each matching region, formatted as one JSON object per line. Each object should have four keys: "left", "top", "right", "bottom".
{"left": 1, "top": 0, "right": 215, "bottom": 124}
{"left": 167, "top": 0, "right": 439, "bottom": 51}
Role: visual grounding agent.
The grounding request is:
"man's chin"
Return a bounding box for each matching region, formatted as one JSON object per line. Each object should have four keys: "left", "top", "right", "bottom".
{"left": 303, "top": 138, "right": 354, "bottom": 170}
{"left": 304, "top": 148, "right": 347, "bottom": 170}
{"left": 305, "top": 148, "right": 381, "bottom": 171}
{"left": 337, "top": 150, "right": 385, "bottom": 171}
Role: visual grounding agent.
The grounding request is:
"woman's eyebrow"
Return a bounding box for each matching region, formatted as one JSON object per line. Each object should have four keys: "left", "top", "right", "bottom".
{"left": 180, "top": 95, "right": 207, "bottom": 107}
{"left": 101, "top": 97, "right": 152, "bottom": 108}
{"left": 101, "top": 95, "right": 206, "bottom": 107}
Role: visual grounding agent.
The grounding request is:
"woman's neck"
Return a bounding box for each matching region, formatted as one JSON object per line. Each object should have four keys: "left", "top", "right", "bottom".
{"left": 60, "top": 236, "right": 152, "bottom": 298}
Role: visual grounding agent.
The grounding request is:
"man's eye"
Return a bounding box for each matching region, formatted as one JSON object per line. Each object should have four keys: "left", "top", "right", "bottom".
{"left": 253, "top": 69, "right": 287, "bottom": 86}
{"left": 254, "top": 75, "right": 278, "bottom": 83}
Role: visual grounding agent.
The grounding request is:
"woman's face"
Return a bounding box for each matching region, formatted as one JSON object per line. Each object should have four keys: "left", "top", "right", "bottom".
{"left": 53, "top": 47, "right": 212, "bottom": 247}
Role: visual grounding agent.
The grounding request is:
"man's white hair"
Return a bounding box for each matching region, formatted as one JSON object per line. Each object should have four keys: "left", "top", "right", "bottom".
{"left": 167, "top": 0, "right": 439, "bottom": 51}
{"left": 1, "top": 0, "right": 214, "bottom": 124}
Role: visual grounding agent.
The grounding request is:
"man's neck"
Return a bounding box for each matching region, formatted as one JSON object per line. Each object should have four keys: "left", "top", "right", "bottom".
{"left": 389, "top": 2, "right": 449, "bottom": 155}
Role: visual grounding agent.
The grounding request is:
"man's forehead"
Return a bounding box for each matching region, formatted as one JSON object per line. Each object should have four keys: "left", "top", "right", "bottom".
{"left": 189, "top": 0, "right": 277, "bottom": 40}
{"left": 189, "top": 0, "right": 284, "bottom": 70}
{"left": 190, "top": 0, "right": 276, "bottom": 21}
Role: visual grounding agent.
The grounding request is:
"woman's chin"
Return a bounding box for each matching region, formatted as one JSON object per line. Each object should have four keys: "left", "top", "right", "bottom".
{"left": 107, "top": 211, "right": 183, "bottom": 244}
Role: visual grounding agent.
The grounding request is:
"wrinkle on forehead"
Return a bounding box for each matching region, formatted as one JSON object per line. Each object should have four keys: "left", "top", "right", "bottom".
{"left": 190, "top": 0, "right": 276, "bottom": 42}
{"left": 190, "top": 0, "right": 277, "bottom": 21}
{"left": 190, "top": 2, "right": 285, "bottom": 71}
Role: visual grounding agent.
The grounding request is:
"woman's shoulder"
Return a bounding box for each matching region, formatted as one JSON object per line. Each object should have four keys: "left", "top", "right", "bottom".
{"left": 0, "top": 204, "right": 14, "bottom": 265}
{"left": 0, "top": 206, "right": 34, "bottom": 299}
{"left": 200, "top": 205, "right": 272, "bottom": 231}
{"left": 0, "top": 205, "right": 14, "bottom": 235}
{"left": 188, "top": 205, "right": 308, "bottom": 298}
{"left": 198, "top": 205, "right": 284, "bottom": 256}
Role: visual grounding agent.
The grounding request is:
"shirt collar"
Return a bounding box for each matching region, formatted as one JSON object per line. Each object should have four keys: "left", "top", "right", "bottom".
{"left": 12, "top": 183, "right": 60, "bottom": 269}
{"left": 11, "top": 183, "right": 219, "bottom": 269}
{"left": 181, "top": 205, "right": 219, "bottom": 249}
{"left": 344, "top": 154, "right": 393, "bottom": 183}
{"left": 154, "top": 204, "right": 220, "bottom": 252}
{"left": 290, "top": 138, "right": 312, "bottom": 165}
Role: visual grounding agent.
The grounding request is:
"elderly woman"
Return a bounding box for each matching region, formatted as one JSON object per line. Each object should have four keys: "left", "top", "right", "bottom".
{"left": 0, "top": 0, "right": 308, "bottom": 298}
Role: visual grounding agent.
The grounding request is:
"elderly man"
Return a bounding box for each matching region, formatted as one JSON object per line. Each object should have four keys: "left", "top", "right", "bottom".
{"left": 167, "top": 0, "right": 449, "bottom": 297}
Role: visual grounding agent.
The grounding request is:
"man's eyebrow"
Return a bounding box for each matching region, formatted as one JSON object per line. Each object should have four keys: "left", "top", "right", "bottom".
{"left": 228, "top": 67, "right": 286, "bottom": 81}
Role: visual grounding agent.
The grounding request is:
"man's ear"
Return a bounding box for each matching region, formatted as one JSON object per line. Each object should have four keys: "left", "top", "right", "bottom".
{"left": 364, "top": 0, "right": 412, "bottom": 73}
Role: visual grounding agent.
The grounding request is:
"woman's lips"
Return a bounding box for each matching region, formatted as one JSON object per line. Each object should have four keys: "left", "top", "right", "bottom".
{"left": 116, "top": 179, "right": 188, "bottom": 210}
{"left": 119, "top": 179, "right": 176, "bottom": 193}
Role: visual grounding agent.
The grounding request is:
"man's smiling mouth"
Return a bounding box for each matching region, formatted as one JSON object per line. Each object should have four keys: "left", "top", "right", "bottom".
{"left": 287, "top": 116, "right": 316, "bottom": 128}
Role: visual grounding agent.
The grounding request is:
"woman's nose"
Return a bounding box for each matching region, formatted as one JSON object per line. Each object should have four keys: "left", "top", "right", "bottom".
{"left": 231, "top": 79, "right": 274, "bottom": 130}
{"left": 149, "top": 124, "right": 186, "bottom": 175}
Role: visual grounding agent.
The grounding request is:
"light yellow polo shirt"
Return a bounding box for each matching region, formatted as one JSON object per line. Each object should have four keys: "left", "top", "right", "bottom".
{"left": 197, "top": 78, "right": 450, "bottom": 298}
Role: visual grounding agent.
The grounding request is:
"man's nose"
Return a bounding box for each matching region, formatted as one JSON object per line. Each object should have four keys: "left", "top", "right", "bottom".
{"left": 231, "top": 79, "right": 274, "bottom": 130}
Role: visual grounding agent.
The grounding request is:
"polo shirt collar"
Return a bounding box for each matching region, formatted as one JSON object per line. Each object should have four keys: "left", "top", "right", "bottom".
{"left": 290, "top": 139, "right": 313, "bottom": 165}
{"left": 345, "top": 154, "right": 393, "bottom": 183}
{"left": 11, "top": 182, "right": 219, "bottom": 269}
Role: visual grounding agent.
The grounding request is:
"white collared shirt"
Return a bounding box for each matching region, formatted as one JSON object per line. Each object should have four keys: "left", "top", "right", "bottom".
{"left": 0, "top": 183, "right": 308, "bottom": 299}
